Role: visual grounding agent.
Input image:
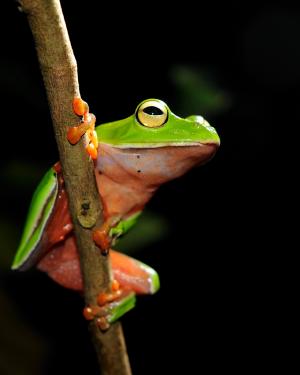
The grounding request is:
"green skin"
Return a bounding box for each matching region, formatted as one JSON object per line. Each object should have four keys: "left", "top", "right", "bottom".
{"left": 12, "top": 99, "right": 220, "bottom": 324}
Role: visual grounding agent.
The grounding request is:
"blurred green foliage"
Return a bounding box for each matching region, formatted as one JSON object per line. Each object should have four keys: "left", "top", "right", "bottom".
{"left": 116, "top": 211, "right": 169, "bottom": 254}
{"left": 170, "top": 65, "right": 231, "bottom": 116}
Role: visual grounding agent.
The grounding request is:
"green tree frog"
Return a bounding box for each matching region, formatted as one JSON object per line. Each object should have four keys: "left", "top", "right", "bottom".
{"left": 12, "top": 98, "right": 220, "bottom": 330}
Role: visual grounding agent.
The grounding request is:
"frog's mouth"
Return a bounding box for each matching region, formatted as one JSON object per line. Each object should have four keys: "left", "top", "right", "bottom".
{"left": 100, "top": 140, "right": 220, "bottom": 149}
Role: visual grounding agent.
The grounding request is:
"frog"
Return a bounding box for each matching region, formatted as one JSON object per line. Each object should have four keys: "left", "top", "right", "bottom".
{"left": 12, "top": 98, "right": 220, "bottom": 330}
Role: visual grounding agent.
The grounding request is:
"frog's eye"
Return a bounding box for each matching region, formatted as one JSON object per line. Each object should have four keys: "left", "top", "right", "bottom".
{"left": 136, "top": 100, "right": 168, "bottom": 128}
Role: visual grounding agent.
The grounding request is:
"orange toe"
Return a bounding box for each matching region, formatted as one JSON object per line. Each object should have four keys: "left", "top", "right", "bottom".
{"left": 86, "top": 143, "right": 98, "bottom": 160}
{"left": 67, "top": 123, "right": 90, "bottom": 144}
{"left": 73, "top": 97, "right": 89, "bottom": 116}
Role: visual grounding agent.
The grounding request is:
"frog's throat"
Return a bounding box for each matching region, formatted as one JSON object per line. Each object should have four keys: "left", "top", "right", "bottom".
{"left": 97, "top": 143, "right": 218, "bottom": 189}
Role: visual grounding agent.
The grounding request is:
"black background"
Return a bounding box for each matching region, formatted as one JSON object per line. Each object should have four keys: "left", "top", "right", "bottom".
{"left": 0, "top": 1, "right": 297, "bottom": 374}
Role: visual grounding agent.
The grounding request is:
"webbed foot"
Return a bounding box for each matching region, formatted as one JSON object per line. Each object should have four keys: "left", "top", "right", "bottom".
{"left": 83, "top": 280, "right": 136, "bottom": 330}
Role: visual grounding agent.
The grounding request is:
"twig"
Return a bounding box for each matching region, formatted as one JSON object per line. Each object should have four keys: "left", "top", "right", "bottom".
{"left": 17, "top": 0, "right": 132, "bottom": 373}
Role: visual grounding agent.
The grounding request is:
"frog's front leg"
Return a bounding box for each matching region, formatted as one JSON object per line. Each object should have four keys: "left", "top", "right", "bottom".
{"left": 83, "top": 280, "right": 136, "bottom": 330}
{"left": 92, "top": 215, "right": 122, "bottom": 255}
{"left": 67, "top": 98, "right": 98, "bottom": 160}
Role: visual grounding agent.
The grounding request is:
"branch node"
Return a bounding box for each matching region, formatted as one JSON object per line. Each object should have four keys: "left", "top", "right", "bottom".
{"left": 77, "top": 199, "right": 97, "bottom": 228}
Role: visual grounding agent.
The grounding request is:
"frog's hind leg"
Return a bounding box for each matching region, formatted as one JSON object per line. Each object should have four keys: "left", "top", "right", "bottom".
{"left": 38, "top": 237, "right": 159, "bottom": 329}
{"left": 110, "top": 250, "right": 160, "bottom": 295}
{"left": 38, "top": 236, "right": 159, "bottom": 296}
{"left": 84, "top": 251, "right": 160, "bottom": 330}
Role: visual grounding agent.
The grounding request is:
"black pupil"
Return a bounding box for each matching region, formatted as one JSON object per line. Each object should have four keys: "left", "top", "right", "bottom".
{"left": 143, "top": 106, "right": 163, "bottom": 116}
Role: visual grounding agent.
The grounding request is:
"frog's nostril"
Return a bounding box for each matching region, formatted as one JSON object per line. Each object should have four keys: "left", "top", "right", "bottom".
{"left": 185, "top": 115, "right": 205, "bottom": 125}
{"left": 195, "top": 116, "right": 205, "bottom": 125}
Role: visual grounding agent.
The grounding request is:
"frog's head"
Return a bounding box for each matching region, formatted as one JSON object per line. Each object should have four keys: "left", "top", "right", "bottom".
{"left": 96, "top": 99, "right": 220, "bottom": 186}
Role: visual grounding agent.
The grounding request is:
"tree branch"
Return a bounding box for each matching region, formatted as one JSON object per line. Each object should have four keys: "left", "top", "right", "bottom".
{"left": 17, "top": 0, "right": 131, "bottom": 373}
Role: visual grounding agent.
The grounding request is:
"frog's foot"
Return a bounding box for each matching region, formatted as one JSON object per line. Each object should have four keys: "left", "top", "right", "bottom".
{"left": 67, "top": 97, "right": 98, "bottom": 160}
{"left": 92, "top": 215, "right": 121, "bottom": 255}
{"left": 83, "top": 280, "right": 136, "bottom": 330}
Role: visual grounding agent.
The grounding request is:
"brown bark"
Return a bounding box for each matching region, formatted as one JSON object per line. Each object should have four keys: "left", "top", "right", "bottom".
{"left": 17, "top": 0, "right": 131, "bottom": 373}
